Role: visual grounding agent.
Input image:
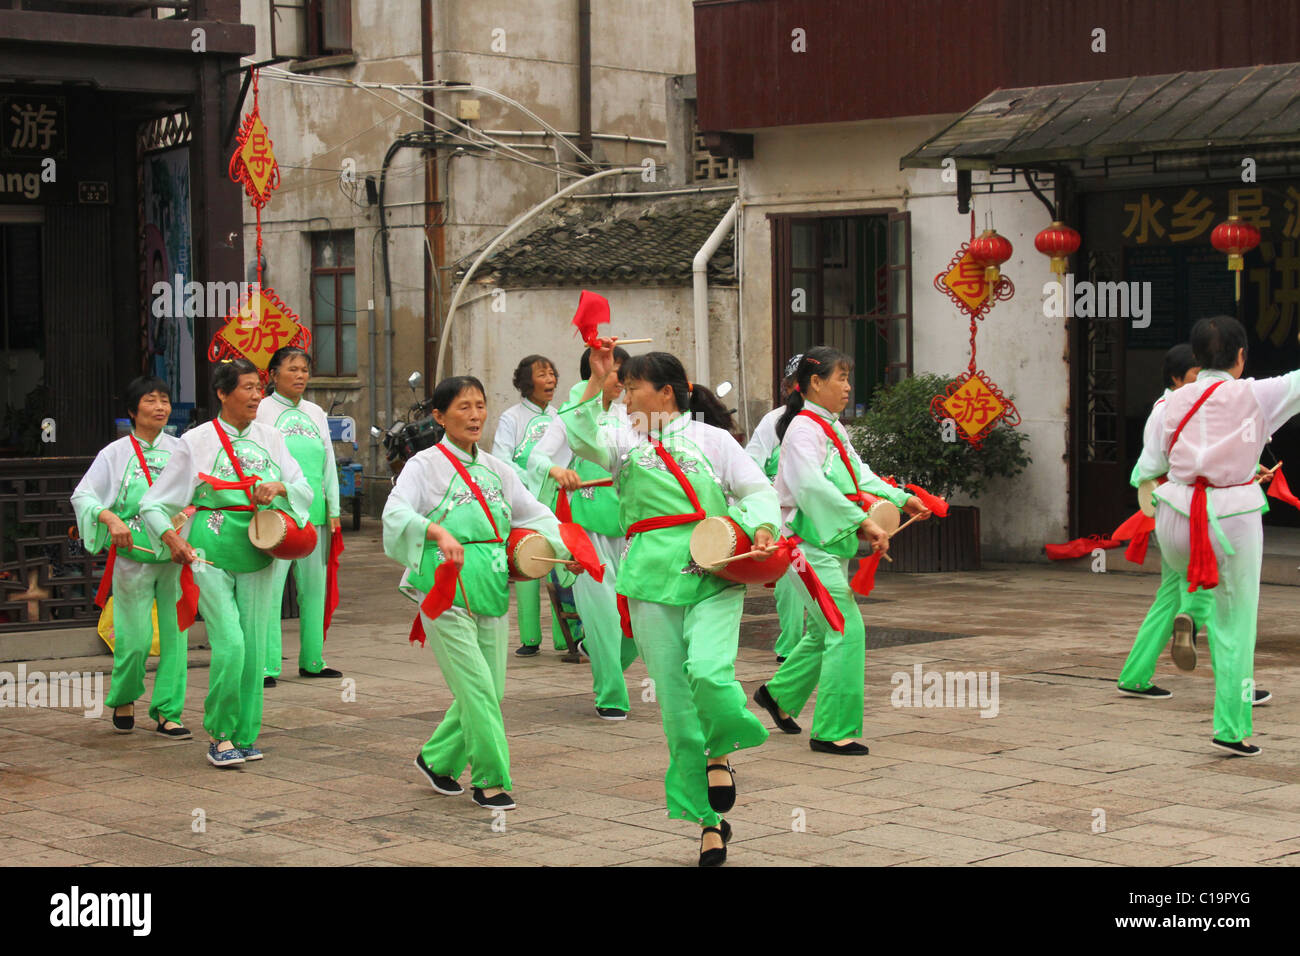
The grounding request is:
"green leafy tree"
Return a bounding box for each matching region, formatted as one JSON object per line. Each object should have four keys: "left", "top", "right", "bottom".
{"left": 849, "top": 374, "right": 1031, "bottom": 500}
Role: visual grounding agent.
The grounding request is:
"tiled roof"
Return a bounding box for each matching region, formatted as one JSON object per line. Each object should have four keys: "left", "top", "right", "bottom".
{"left": 466, "top": 195, "right": 737, "bottom": 286}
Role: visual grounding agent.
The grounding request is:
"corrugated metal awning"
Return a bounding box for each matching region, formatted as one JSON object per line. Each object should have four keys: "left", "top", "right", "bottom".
{"left": 901, "top": 62, "right": 1300, "bottom": 171}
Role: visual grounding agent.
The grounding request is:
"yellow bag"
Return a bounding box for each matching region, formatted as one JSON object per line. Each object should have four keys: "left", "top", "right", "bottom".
{"left": 97, "top": 596, "right": 161, "bottom": 656}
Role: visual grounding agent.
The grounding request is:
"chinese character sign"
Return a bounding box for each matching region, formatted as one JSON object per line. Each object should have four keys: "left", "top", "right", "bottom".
{"left": 207, "top": 288, "right": 310, "bottom": 382}
{"left": 930, "top": 371, "right": 1020, "bottom": 448}
{"left": 231, "top": 114, "right": 279, "bottom": 207}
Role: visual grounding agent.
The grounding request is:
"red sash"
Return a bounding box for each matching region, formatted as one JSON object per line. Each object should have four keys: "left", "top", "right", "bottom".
{"left": 95, "top": 435, "right": 156, "bottom": 610}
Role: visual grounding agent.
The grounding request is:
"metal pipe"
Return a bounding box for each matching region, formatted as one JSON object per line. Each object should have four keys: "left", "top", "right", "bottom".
{"left": 436, "top": 165, "right": 644, "bottom": 380}
{"left": 574, "top": 185, "right": 737, "bottom": 200}
{"left": 577, "top": 0, "right": 593, "bottom": 167}
{"left": 480, "top": 129, "right": 668, "bottom": 147}
{"left": 734, "top": 202, "right": 750, "bottom": 436}
{"left": 692, "top": 199, "right": 739, "bottom": 387}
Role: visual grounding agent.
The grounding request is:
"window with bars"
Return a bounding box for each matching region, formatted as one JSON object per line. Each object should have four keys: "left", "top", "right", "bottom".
{"left": 269, "top": 0, "right": 352, "bottom": 59}
{"left": 769, "top": 212, "right": 912, "bottom": 417}
{"left": 309, "top": 231, "right": 356, "bottom": 376}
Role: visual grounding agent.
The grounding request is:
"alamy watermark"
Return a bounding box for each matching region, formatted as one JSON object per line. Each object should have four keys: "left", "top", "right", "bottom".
{"left": 890, "top": 663, "right": 999, "bottom": 718}
{"left": 151, "top": 276, "right": 263, "bottom": 321}
{"left": 1043, "top": 274, "right": 1153, "bottom": 328}
{"left": 0, "top": 664, "right": 103, "bottom": 718}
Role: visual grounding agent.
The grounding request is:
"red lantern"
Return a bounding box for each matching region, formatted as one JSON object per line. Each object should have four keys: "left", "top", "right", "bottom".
{"left": 1210, "top": 215, "right": 1261, "bottom": 301}
{"left": 968, "top": 229, "right": 1013, "bottom": 298}
{"left": 1034, "top": 221, "right": 1081, "bottom": 277}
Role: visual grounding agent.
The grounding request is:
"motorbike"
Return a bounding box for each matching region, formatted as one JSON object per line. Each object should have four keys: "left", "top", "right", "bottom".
{"left": 371, "top": 371, "right": 444, "bottom": 474}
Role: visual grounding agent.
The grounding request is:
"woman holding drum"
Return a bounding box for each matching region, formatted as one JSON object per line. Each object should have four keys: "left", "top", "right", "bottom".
{"left": 564, "top": 343, "right": 778, "bottom": 867}
{"left": 71, "top": 375, "right": 190, "bottom": 738}
{"left": 256, "top": 346, "right": 343, "bottom": 686}
{"left": 383, "top": 375, "right": 575, "bottom": 811}
{"left": 751, "top": 348, "right": 930, "bottom": 755}
{"left": 140, "top": 358, "right": 312, "bottom": 768}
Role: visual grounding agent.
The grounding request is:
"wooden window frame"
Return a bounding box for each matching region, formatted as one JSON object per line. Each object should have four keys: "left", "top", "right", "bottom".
{"left": 309, "top": 231, "right": 356, "bottom": 377}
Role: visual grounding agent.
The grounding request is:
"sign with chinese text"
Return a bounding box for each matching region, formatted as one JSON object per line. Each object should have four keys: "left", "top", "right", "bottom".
{"left": 934, "top": 245, "right": 1014, "bottom": 320}
{"left": 930, "top": 370, "right": 1020, "bottom": 448}
{"left": 2, "top": 95, "right": 66, "bottom": 159}
{"left": 230, "top": 113, "right": 279, "bottom": 207}
{"left": 207, "top": 287, "right": 310, "bottom": 380}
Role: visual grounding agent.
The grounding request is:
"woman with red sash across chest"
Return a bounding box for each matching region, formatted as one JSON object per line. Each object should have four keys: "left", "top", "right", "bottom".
{"left": 139, "top": 358, "right": 313, "bottom": 768}
{"left": 383, "top": 375, "right": 575, "bottom": 811}
{"left": 751, "top": 348, "right": 930, "bottom": 755}
{"left": 562, "top": 343, "right": 780, "bottom": 867}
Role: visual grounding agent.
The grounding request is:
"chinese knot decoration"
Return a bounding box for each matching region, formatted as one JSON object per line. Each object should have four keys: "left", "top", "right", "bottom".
{"left": 930, "top": 219, "right": 1021, "bottom": 448}
{"left": 1210, "top": 214, "right": 1261, "bottom": 301}
{"left": 1034, "top": 221, "right": 1081, "bottom": 277}
{"left": 209, "top": 68, "right": 309, "bottom": 380}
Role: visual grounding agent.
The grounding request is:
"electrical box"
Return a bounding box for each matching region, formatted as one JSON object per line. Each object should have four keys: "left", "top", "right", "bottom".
{"left": 457, "top": 99, "right": 481, "bottom": 121}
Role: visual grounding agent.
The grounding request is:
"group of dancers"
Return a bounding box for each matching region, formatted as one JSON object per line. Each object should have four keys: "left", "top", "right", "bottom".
{"left": 72, "top": 347, "right": 342, "bottom": 769}
{"left": 70, "top": 312, "right": 1298, "bottom": 867}
{"left": 1116, "top": 315, "right": 1300, "bottom": 757}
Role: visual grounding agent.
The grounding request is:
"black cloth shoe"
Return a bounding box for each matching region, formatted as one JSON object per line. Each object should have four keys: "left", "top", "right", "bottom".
{"left": 515, "top": 645, "right": 540, "bottom": 657}
{"left": 1117, "top": 684, "right": 1172, "bottom": 699}
{"left": 810, "top": 738, "right": 870, "bottom": 755}
{"left": 699, "top": 819, "right": 732, "bottom": 867}
{"left": 471, "top": 787, "right": 516, "bottom": 810}
{"left": 1171, "top": 613, "right": 1197, "bottom": 671}
{"left": 1252, "top": 688, "right": 1272, "bottom": 706}
{"left": 111, "top": 711, "right": 134, "bottom": 734}
{"left": 1212, "top": 738, "right": 1261, "bottom": 757}
{"left": 707, "top": 762, "right": 736, "bottom": 813}
{"left": 264, "top": 676, "right": 277, "bottom": 688}
{"left": 155, "top": 720, "right": 192, "bottom": 739}
{"left": 596, "top": 707, "right": 627, "bottom": 721}
{"left": 753, "top": 684, "right": 801, "bottom": 734}
{"left": 299, "top": 667, "right": 343, "bottom": 678}
{"left": 413, "top": 754, "right": 464, "bottom": 795}
{"left": 775, "top": 655, "right": 787, "bottom": 663}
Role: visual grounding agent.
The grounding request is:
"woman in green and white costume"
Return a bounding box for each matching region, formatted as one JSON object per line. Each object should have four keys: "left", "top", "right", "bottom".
{"left": 566, "top": 344, "right": 778, "bottom": 867}
{"left": 529, "top": 345, "right": 639, "bottom": 719}
{"left": 384, "top": 375, "right": 573, "bottom": 811}
{"left": 492, "top": 354, "right": 572, "bottom": 655}
{"left": 71, "top": 375, "right": 190, "bottom": 738}
{"left": 744, "top": 354, "right": 810, "bottom": 663}
{"left": 752, "top": 348, "right": 930, "bottom": 755}
{"left": 140, "top": 358, "right": 312, "bottom": 768}
{"left": 255, "top": 346, "right": 342, "bottom": 685}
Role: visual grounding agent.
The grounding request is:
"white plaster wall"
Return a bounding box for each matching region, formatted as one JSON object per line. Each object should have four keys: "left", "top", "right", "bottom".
{"left": 737, "top": 119, "right": 1070, "bottom": 559}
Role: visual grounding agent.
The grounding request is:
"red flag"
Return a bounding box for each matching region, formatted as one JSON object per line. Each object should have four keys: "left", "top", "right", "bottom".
{"left": 571, "top": 289, "right": 611, "bottom": 347}
{"left": 904, "top": 483, "right": 949, "bottom": 518}
{"left": 790, "top": 545, "right": 845, "bottom": 633}
{"left": 1186, "top": 478, "right": 1219, "bottom": 591}
{"left": 323, "top": 526, "right": 345, "bottom": 640}
{"left": 1045, "top": 535, "right": 1123, "bottom": 561}
{"left": 94, "top": 545, "right": 117, "bottom": 610}
{"left": 411, "top": 561, "right": 463, "bottom": 644}
{"left": 1267, "top": 466, "right": 1300, "bottom": 510}
{"left": 849, "top": 551, "right": 883, "bottom": 597}
{"left": 558, "top": 523, "right": 605, "bottom": 583}
{"left": 176, "top": 564, "right": 200, "bottom": 631}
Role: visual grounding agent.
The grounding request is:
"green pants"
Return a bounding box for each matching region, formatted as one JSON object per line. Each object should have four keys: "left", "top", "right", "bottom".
{"left": 629, "top": 587, "right": 769, "bottom": 827}
{"left": 1117, "top": 541, "right": 1213, "bottom": 691}
{"left": 104, "top": 558, "right": 188, "bottom": 724}
{"left": 196, "top": 563, "right": 274, "bottom": 747}
{"left": 773, "top": 573, "right": 810, "bottom": 659}
{"left": 266, "top": 524, "right": 329, "bottom": 677}
{"left": 419, "top": 606, "right": 512, "bottom": 791}
{"left": 515, "top": 577, "right": 570, "bottom": 650}
{"left": 1156, "top": 507, "right": 1261, "bottom": 742}
{"left": 569, "top": 532, "right": 638, "bottom": 710}
{"left": 767, "top": 545, "right": 866, "bottom": 742}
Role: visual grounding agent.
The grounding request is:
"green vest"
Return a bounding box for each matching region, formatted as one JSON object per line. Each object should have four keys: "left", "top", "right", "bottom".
{"left": 187, "top": 437, "right": 285, "bottom": 574}
{"left": 790, "top": 439, "right": 864, "bottom": 559}
{"left": 116, "top": 440, "right": 174, "bottom": 565}
{"left": 513, "top": 411, "right": 553, "bottom": 472}
{"left": 275, "top": 405, "right": 328, "bottom": 526}
{"left": 408, "top": 460, "right": 512, "bottom": 617}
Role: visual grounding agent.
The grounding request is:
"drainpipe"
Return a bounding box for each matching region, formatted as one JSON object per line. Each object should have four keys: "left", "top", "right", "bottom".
{"left": 692, "top": 199, "right": 739, "bottom": 388}
{"left": 577, "top": 0, "right": 593, "bottom": 169}
{"left": 421, "top": 0, "right": 441, "bottom": 397}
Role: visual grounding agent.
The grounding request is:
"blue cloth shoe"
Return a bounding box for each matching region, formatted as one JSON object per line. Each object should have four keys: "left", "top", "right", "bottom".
{"left": 206, "top": 742, "right": 245, "bottom": 768}
{"left": 236, "top": 746, "right": 264, "bottom": 761}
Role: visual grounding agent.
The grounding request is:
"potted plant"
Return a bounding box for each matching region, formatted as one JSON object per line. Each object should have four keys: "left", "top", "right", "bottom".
{"left": 848, "top": 373, "right": 1031, "bottom": 571}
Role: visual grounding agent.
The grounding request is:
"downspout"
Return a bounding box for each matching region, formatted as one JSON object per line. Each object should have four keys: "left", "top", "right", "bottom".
{"left": 692, "top": 198, "right": 739, "bottom": 388}
{"left": 577, "top": 0, "right": 593, "bottom": 169}
{"left": 421, "top": 0, "right": 440, "bottom": 396}
{"left": 378, "top": 138, "right": 402, "bottom": 437}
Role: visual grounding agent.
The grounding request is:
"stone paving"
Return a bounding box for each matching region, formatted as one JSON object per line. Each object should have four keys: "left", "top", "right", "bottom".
{"left": 2, "top": 527, "right": 1299, "bottom": 867}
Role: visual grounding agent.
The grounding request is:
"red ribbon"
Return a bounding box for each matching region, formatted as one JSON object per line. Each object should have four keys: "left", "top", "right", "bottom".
{"left": 559, "top": 523, "right": 605, "bottom": 582}
{"left": 1045, "top": 535, "right": 1123, "bottom": 560}
{"left": 785, "top": 537, "right": 846, "bottom": 631}
{"left": 177, "top": 564, "right": 200, "bottom": 631}
{"left": 95, "top": 547, "right": 116, "bottom": 610}
{"left": 904, "top": 483, "right": 949, "bottom": 518}
{"left": 323, "top": 526, "right": 345, "bottom": 640}
{"left": 1186, "top": 477, "right": 1218, "bottom": 591}
{"left": 618, "top": 593, "right": 633, "bottom": 639}
{"left": 850, "top": 551, "right": 882, "bottom": 598}
{"left": 1125, "top": 528, "right": 1153, "bottom": 565}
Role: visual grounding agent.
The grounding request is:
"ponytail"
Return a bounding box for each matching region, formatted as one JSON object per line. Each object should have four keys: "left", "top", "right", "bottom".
{"left": 620, "top": 351, "right": 735, "bottom": 433}
{"left": 775, "top": 346, "right": 854, "bottom": 441}
{"left": 688, "top": 384, "right": 734, "bottom": 432}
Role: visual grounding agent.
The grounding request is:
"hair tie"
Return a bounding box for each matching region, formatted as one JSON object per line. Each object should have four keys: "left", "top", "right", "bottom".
{"left": 805, "top": 357, "right": 822, "bottom": 365}
{"left": 687, "top": 381, "right": 694, "bottom": 393}
{"left": 793, "top": 382, "right": 802, "bottom": 394}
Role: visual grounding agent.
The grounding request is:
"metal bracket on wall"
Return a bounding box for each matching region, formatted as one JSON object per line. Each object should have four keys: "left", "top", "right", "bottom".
{"left": 221, "top": 56, "right": 294, "bottom": 149}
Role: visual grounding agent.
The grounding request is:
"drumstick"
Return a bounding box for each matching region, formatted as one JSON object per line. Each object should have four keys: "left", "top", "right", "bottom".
{"left": 131, "top": 543, "right": 214, "bottom": 566}
{"left": 610, "top": 337, "right": 652, "bottom": 345}
{"left": 577, "top": 478, "right": 613, "bottom": 488}
{"left": 889, "top": 515, "right": 921, "bottom": 537}
{"left": 1257, "top": 460, "right": 1283, "bottom": 482}
{"left": 705, "top": 548, "right": 776, "bottom": 568}
{"left": 528, "top": 556, "right": 577, "bottom": 565}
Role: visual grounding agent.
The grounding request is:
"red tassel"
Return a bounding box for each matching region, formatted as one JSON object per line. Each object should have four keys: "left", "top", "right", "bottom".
{"left": 555, "top": 488, "right": 572, "bottom": 523}
{"left": 1186, "top": 478, "right": 1219, "bottom": 592}
{"left": 94, "top": 545, "right": 117, "bottom": 610}
{"left": 323, "top": 527, "right": 345, "bottom": 640}
{"left": 558, "top": 523, "right": 605, "bottom": 583}
{"left": 1045, "top": 535, "right": 1123, "bottom": 561}
{"left": 617, "top": 593, "right": 633, "bottom": 639}
{"left": 849, "top": 551, "right": 882, "bottom": 597}
{"left": 571, "top": 289, "right": 611, "bottom": 347}
{"left": 790, "top": 546, "right": 845, "bottom": 633}
{"left": 1125, "top": 528, "right": 1152, "bottom": 565}
{"left": 904, "top": 483, "right": 949, "bottom": 518}
{"left": 415, "top": 561, "right": 462, "bottom": 638}
{"left": 408, "top": 614, "right": 426, "bottom": 647}
{"left": 1267, "top": 466, "right": 1300, "bottom": 510}
{"left": 176, "top": 563, "right": 200, "bottom": 631}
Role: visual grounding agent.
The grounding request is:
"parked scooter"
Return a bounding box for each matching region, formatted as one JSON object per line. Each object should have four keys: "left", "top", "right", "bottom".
{"left": 371, "top": 371, "right": 443, "bottom": 475}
